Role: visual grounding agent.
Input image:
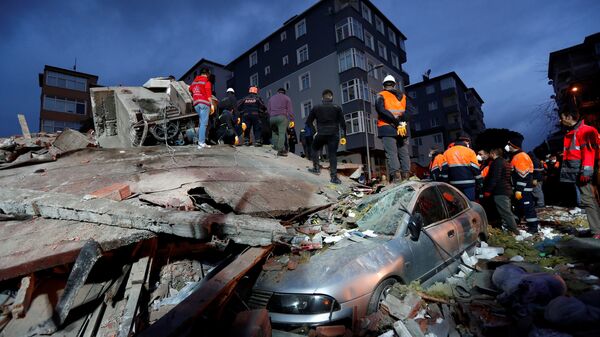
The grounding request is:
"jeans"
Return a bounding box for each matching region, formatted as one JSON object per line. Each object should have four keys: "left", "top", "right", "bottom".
{"left": 577, "top": 183, "right": 600, "bottom": 234}
{"left": 270, "top": 115, "right": 288, "bottom": 151}
{"left": 312, "top": 134, "right": 339, "bottom": 177}
{"left": 494, "top": 195, "right": 518, "bottom": 233}
{"left": 243, "top": 113, "right": 262, "bottom": 144}
{"left": 194, "top": 104, "right": 210, "bottom": 145}
{"left": 381, "top": 137, "right": 410, "bottom": 176}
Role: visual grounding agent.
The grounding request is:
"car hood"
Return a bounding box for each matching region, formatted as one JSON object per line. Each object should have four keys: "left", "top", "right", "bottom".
{"left": 254, "top": 236, "right": 407, "bottom": 302}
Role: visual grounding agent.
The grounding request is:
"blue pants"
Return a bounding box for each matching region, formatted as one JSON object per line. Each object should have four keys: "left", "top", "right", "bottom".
{"left": 516, "top": 192, "right": 539, "bottom": 232}
{"left": 243, "top": 114, "right": 262, "bottom": 144}
{"left": 455, "top": 185, "right": 476, "bottom": 201}
{"left": 194, "top": 104, "right": 210, "bottom": 144}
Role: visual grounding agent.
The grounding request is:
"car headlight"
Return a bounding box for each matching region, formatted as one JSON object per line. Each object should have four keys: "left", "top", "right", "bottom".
{"left": 267, "top": 293, "right": 340, "bottom": 314}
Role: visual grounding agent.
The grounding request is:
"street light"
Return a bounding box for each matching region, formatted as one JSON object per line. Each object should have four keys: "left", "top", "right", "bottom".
{"left": 363, "top": 64, "right": 384, "bottom": 182}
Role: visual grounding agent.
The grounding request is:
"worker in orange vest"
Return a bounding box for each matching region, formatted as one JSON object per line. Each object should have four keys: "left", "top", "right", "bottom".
{"left": 428, "top": 147, "right": 447, "bottom": 182}
{"left": 505, "top": 135, "right": 538, "bottom": 233}
{"left": 477, "top": 149, "right": 492, "bottom": 179}
{"left": 559, "top": 110, "right": 600, "bottom": 239}
{"left": 375, "top": 75, "right": 410, "bottom": 183}
{"left": 443, "top": 136, "right": 482, "bottom": 201}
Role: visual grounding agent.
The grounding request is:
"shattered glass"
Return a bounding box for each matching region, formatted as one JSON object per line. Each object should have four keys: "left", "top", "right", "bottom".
{"left": 355, "top": 184, "right": 415, "bottom": 235}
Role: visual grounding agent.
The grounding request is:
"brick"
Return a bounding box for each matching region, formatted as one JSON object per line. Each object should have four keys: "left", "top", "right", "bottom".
{"left": 316, "top": 325, "right": 346, "bottom": 337}
{"left": 229, "top": 309, "right": 272, "bottom": 337}
{"left": 89, "top": 183, "right": 131, "bottom": 201}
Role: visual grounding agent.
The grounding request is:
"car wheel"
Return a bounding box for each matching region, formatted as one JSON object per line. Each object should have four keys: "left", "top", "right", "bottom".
{"left": 366, "top": 278, "right": 398, "bottom": 314}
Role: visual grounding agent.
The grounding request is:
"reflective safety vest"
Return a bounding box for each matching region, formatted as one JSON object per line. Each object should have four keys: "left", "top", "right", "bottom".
{"left": 442, "top": 144, "right": 481, "bottom": 187}
{"left": 482, "top": 165, "right": 490, "bottom": 179}
{"left": 429, "top": 153, "right": 448, "bottom": 181}
{"left": 376, "top": 91, "right": 406, "bottom": 127}
{"left": 560, "top": 120, "right": 598, "bottom": 183}
{"left": 511, "top": 151, "right": 534, "bottom": 192}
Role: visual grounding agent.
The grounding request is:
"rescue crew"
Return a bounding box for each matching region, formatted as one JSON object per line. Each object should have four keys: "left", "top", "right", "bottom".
{"left": 477, "top": 149, "right": 492, "bottom": 179}
{"left": 375, "top": 75, "right": 410, "bottom": 182}
{"left": 237, "top": 86, "right": 267, "bottom": 146}
{"left": 505, "top": 135, "right": 539, "bottom": 234}
{"left": 428, "top": 147, "right": 447, "bottom": 182}
{"left": 305, "top": 89, "right": 347, "bottom": 184}
{"left": 483, "top": 148, "right": 519, "bottom": 234}
{"left": 189, "top": 68, "right": 212, "bottom": 149}
{"left": 442, "top": 136, "right": 482, "bottom": 201}
{"left": 559, "top": 110, "right": 600, "bottom": 239}
{"left": 219, "top": 88, "right": 242, "bottom": 144}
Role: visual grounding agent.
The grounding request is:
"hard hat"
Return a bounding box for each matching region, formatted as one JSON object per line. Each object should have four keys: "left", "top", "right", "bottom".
{"left": 249, "top": 86, "right": 258, "bottom": 94}
{"left": 226, "top": 88, "right": 235, "bottom": 94}
{"left": 382, "top": 75, "right": 396, "bottom": 85}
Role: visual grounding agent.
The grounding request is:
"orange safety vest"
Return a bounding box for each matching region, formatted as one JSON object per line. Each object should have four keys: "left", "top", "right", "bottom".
{"left": 511, "top": 152, "right": 534, "bottom": 179}
{"left": 377, "top": 91, "right": 406, "bottom": 127}
{"left": 482, "top": 165, "right": 490, "bottom": 178}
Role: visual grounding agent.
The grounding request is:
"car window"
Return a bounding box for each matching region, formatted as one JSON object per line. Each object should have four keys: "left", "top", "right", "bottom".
{"left": 413, "top": 187, "right": 446, "bottom": 226}
{"left": 437, "top": 185, "right": 468, "bottom": 217}
{"left": 356, "top": 185, "right": 416, "bottom": 235}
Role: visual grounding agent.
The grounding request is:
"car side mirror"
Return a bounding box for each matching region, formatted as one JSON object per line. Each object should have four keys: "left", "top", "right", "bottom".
{"left": 408, "top": 213, "right": 423, "bottom": 241}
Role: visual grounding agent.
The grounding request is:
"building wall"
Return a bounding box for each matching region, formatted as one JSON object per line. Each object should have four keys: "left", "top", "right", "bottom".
{"left": 411, "top": 132, "right": 444, "bottom": 167}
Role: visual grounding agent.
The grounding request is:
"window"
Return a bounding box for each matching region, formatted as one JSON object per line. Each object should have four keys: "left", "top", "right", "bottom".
{"left": 361, "top": 3, "right": 372, "bottom": 23}
{"left": 264, "top": 66, "right": 271, "bottom": 75}
{"left": 375, "top": 16, "right": 384, "bottom": 34}
{"left": 377, "top": 41, "right": 387, "bottom": 60}
{"left": 399, "top": 38, "right": 405, "bottom": 51}
{"left": 408, "top": 91, "right": 416, "bottom": 99}
{"left": 299, "top": 72, "right": 311, "bottom": 91}
{"left": 284, "top": 81, "right": 291, "bottom": 91}
{"left": 364, "top": 30, "right": 375, "bottom": 50}
{"left": 440, "top": 77, "right": 456, "bottom": 90}
{"left": 391, "top": 53, "right": 399, "bottom": 69}
{"left": 295, "top": 19, "right": 306, "bottom": 38}
{"left": 335, "top": 17, "right": 364, "bottom": 42}
{"left": 283, "top": 55, "right": 289, "bottom": 66}
{"left": 426, "top": 85, "right": 435, "bottom": 94}
{"left": 46, "top": 72, "right": 87, "bottom": 91}
{"left": 344, "top": 111, "right": 366, "bottom": 135}
{"left": 428, "top": 101, "right": 438, "bottom": 111}
{"left": 340, "top": 79, "right": 364, "bottom": 104}
{"left": 249, "top": 51, "right": 258, "bottom": 67}
{"left": 338, "top": 48, "right": 366, "bottom": 73}
{"left": 438, "top": 185, "right": 468, "bottom": 218}
{"left": 367, "top": 60, "right": 378, "bottom": 79}
{"left": 431, "top": 117, "right": 440, "bottom": 127}
{"left": 434, "top": 134, "right": 443, "bottom": 144}
{"left": 301, "top": 100, "right": 312, "bottom": 118}
{"left": 388, "top": 28, "right": 397, "bottom": 45}
{"left": 443, "top": 95, "right": 457, "bottom": 108}
{"left": 250, "top": 73, "right": 259, "bottom": 87}
{"left": 414, "top": 121, "right": 421, "bottom": 131}
{"left": 414, "top": 187, "right": 446, "bottom": 226}
{"left": 297, "top": 44, "right": 309, "bottom": 64}
{"left": 280, "top": 31, "right": 287, "bottom": 41}
{"left": 264, "top": 42, "right": 270, "bottom": 52}
{"left": 41, "top": 120, "right": 82, "bottom": 133}
{"left": 44, "top": 95, "right": 86, "bottom": 115}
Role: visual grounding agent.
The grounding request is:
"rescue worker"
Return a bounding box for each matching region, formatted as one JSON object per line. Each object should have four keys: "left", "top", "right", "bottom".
{"left": 286, "top": 126, "right": 298, "bottom": 154}
{"left": 559, "top": 110, "right": 600, "bottom": 239}
{"left": 477, "top": 149, "right": 492, "bottom": 179}
{"left": 267, "top": 88, "right": 294, "bottom": 156}
{"left": 529, "top": 151, "right": 546, "bottom": 207}
{"left": 443, "top": 136, "right": 482, "bottom": 201}
{"left": 375, "top": 75, "right": 410, "bottom": 182}
{"left": 428, "top": 147, "right": 447, "bottom": 182}
{"left": 483, "top": 148, "right": 519, "bottom": 234}
{"left": 219, "top": 88, "right": 242, "bottom": 143}
{"left": 189, "top": 68, "right": 212, "bottom": 149}
{"left": 237, "top": 86, "right": 267, "bottom": 146}
{"left": 305, "top": 89, "right": 347, "bottom": 184}
{"left": 505, "top": 135, "right": 539, "bottom": 233}
{"left": 300, "top": 128, "right": 313, "bottom": 160}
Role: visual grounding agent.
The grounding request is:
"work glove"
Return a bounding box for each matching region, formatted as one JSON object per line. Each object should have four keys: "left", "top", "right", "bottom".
{"left": 397, "top": 122, "right": 407, "bottom": 137}
{"left": 340, "top": 137, "right": 347, "bottom": 145}
{"left": 242, "top": 122, "right": 247, "bottom": 131}
{"left": 579, "top": 175, "right": 592, "bottom": 184}
{"left": 234, "top": 136, "right": 239, "bottom": 145}
{"left": 289, "top": 121, "right": 295, "bottom": 128}
{"left": 237, "top": 118, "right": 241, "bottom": 125}
{"left": 210, "top": 104, "right": 215, "bottom": 115}
{"left": 515, "top": 191, "right": 523, "bottom": 200}
{"left": 484, "top": 192, "right": 492, "bottom": 198}
{"left": 532, "top": 179, "right": 538, "bottom": 187}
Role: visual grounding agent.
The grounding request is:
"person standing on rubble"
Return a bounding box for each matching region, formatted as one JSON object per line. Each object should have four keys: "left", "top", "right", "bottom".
{"left": 305, "top": 89, "right": 346, "bottom": 184}
{"left": 376, "top": 75, "right": 410, "bottom": 183}
{"left": 189, "top": 68, "right": 212, "bottom": 149}
{"left": 442, "top": 136, "right": 482, "bottom": 201}
{"left": 559, "top": 110, "right": 600, "bottom": 239}
{"left": 428, "top": 147, "right": 447, "bottom": 182}
{"left": 237, "top": 86, "right": 267, "bottom": 146}
{"left": 219, "top": 88, "right": 242, "bottom": 144}
{"left": 529, "top": 151, "right": 546, "bottom": 208}
{"left": 505, "top": 135, "right": 539, "bottom": 234}
{"left": 483, "top": 148, "right": 519, "bottom": 234}
{"left": 267, "top": 88, "right": 294, "bottom": 156}
{"left": 287, "top": 125, "right": 297, "bottom": 154}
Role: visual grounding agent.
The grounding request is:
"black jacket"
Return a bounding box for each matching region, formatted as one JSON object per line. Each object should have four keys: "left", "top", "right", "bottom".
{"left": 484, "top": 157, "right": 513, "bottom": 196}
{"left": 237, "top": 94, "right": 266, "bottom": 115}
{"left": 305, "top": 100, "right": 347, "bottom": 137}
{"left": 219, "top": 93, "right": 239, "bottom": 122}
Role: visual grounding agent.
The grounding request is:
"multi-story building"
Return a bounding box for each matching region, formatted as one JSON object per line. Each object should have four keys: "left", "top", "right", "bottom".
{"left": 179, "top": 58, "right": 233, "bottom": 97}
{"left": 222, "top": 0, "right": 409, "bottom": 177}
{"left": 548, "top": 32, "right": 600, "bottom": 129}
{"left": 38, "top": 65, "right": 98, "bottom": 133}
{"left": 405, "top": 72, "right": 485, "bottom": 166}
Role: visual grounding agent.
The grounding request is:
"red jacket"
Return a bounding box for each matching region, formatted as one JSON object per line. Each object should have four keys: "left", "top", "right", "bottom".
{"left": 560, "top": 120, "right": 598, "bottom": 183}
{"left": 189, "top": 75, "right": 212, "bottom": 107}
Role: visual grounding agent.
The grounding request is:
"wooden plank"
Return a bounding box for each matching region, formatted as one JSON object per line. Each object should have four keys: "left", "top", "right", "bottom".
{"left": 139, "top": 247, "right": 271, "bottom": 337}
{"left": 17, "top": 114, "right": 31, "bottom": 139}
{"left": 11, "top": 274, "right": 35, "bottom": 318}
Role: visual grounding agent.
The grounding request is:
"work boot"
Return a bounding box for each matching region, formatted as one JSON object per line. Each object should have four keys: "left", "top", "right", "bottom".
{"left": 244, "top": 141, "right": 250, "bottom": 146}
{"left": 402, "top": 172, "right": 411, "bottom": 180}
{"left": 277, "top": 150, "right": 288, "bottom": 157}
{"left": 330, "top": 175, "right": 342, "bottom": 184}
{"left": 392, "top": 171, "right": 403, "bottom": 183}
{"left": 308, "top": 163, "right": 321, "bottom": 175}
{"left": 254, "top": 140, "right": 263, "bottom": 147}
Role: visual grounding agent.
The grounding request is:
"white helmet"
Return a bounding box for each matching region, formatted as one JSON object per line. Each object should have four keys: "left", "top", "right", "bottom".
{"left": 382, "top": 75, "right": 396, "bottom": 85}
{"left": 226, "top": 88, "right": 235, "bottom": 93}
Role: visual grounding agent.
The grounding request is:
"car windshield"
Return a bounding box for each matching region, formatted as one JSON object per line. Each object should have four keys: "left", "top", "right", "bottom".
{"left": 355, "top": 184, "right": 416, "bottom": 235}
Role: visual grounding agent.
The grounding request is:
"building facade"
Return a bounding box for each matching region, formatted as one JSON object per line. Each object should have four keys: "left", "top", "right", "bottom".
{"left": 38, "top": 65, "right": 98, "bottom": 133}
{"left": 179, "top": 58, "right": 233, "bottom": 97}
{"left": 405, "top": 72, "right": 485, "bottom": 166}
{"left": 548, "top": 33, "right": 600, "bottom": 130}
{"left": 221, "top": 0, "right": 409, "bottom": 177}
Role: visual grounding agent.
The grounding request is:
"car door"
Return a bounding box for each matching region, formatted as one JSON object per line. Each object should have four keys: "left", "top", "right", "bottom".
{"left": 437, "top": 184, "right": 478, "bottom": 253}
{"left": 406, "top": 186, "right": 459, "bottom": 283}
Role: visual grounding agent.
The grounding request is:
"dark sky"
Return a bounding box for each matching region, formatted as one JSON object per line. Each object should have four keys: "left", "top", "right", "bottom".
{"left": 1, "top": 0, "right": 599, "bottom": 150}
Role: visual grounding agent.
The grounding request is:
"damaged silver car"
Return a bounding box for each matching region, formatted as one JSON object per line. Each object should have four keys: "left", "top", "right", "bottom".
{"left": 248, "top": 181, "right": 488, "bottom": 327}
